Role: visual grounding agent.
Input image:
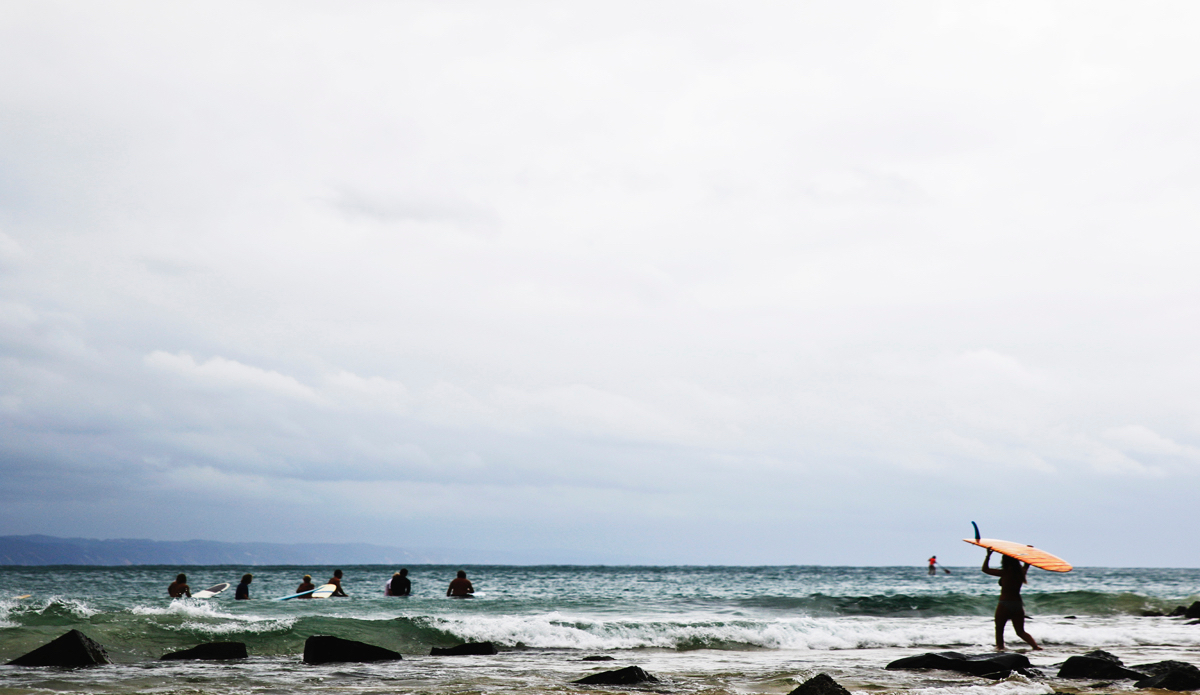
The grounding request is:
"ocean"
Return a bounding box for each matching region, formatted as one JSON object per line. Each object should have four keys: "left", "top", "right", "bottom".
{"left": 1, "top": 565, "right": 1198, "bottom": 695}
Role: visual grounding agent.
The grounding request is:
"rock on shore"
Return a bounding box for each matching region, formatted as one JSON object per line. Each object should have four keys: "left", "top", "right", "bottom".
{"left": 161, "top": 642, "right": 248, "bottom": 661}
{"left": 787, "top": 673, "right": 852, "bottom": 695}
{"left": 7, "top": 630, "right": 110, "bottom": 667}
{"left": 430, "top": 642, "right": 498, "bottom": 656}
{"left": 302, "top": 636, "right": 402, "bottom": 665}
{"left": 573, "top": 665, "right": 658, "bottom": 685}
{"left": 1057, "top": 650, "right": 1147, "bottom": 680}
{"left": 887, "top": 652, "right": 1034, "bottom": 679}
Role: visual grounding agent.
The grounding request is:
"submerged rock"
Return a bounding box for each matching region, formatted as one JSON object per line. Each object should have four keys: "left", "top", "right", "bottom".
{"left": 582, "top": 655, "right": 616, "bottom": 661}
{"left": 7, "top": 630, "right": 110, "bottom": 667}
{"left": 430, "top": 641, "right": 498, "bottom": 656}
{"left": 573, "top": 665, "right": 658, "bottom": 685}
{"left": 787, "top": 673, "right": 852, "bottom": 695}
{"left": 161, "top": 642, "right": 248, "bottom": 661}
{"left": 1185, "top": 602, "right": 1200, "bottom": 620}
{"left": 302, "top": 636, "right": 401, "bottom": 665}
{"left": 1058, "top": 650, "right": 1147, "bottom": 680}
{"left": 886, "top": 651, "right": 1033, "bottom": 679}
{"left": 1134, "top": 662, "right": 1200, "bottom": 691}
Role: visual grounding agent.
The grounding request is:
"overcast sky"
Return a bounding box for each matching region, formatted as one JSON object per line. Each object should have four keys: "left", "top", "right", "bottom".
{"left": 1, "top": 1, "right": 1198, "bottom": 566}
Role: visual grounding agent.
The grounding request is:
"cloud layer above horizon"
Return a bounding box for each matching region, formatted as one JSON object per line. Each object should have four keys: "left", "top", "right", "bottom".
{"left": 2, "top": 1, "right": 1199, "bottom": 565}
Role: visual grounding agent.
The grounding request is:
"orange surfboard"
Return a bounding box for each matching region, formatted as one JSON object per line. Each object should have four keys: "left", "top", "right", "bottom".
{"left": 963, "top": 538, "right": 1073, "bottom": 572}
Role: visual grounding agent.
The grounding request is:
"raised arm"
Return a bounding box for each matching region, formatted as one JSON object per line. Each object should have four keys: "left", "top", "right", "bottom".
{"left": 981, "top": 549, "right": 1002, "bottom": 576}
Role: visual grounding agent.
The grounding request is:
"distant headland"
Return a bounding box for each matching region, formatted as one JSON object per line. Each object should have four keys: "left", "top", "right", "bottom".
{"left": 0, "top": 535, "right": 533, "bottom": 566}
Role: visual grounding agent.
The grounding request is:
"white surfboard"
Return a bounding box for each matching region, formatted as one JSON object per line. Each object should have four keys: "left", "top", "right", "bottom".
{"left": 310, "top": 583, "right": 338, "bottom": 598}
{"left": 193, "top": 582, "right": 230, "bottom": 599}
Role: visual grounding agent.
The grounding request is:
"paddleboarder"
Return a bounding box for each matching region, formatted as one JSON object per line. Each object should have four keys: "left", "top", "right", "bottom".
{"left": 981, "top": 549, "right": 1041, "bottom": 651}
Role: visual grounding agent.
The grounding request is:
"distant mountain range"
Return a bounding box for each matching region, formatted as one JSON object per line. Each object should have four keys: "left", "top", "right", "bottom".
{"left": 0, "top": 535, "right": 548, "bottom": 566}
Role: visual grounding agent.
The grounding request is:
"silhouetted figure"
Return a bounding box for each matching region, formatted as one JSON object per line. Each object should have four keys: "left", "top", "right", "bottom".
{"left": 327, "top": 569, "right": 348, "bottom": 597}
{"left": 447, "top": 570, "right": 474, "bottom": 597}
{"left": 982, "top": 550, "right": 1041, "bottom": 651}
{"left": 296, "top": 574, "right": 316, "bottom": 598}
{"left": 235, "top": 573, "right": 252, "bottom": 600}
{"left": 389, "top": 569, "right": 411, "bottom": 596}
{"left": 168, "top": 573, "right": 191, "bottom": 598}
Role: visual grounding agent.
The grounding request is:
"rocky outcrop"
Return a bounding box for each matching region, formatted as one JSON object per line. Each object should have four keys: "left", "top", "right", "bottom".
{"left": 7, "top": 630, "right": 110, "bottom": 667}
{"left": 302, "top": 636, "right": 402, "bottom": 665}
{"left": 1134, "top": 662, "right": 1200, "bottom": 691}
{"left": 582, "top": 655, "right": 616, "bottom": 661}
{"left": 886, "top": 651, "right": 1034, "bottom": 679}
{"left": 787, "top": 673, "right": 852, "bottom": 695}
{"left": 1185, "top": 602, "right": 1200, "bottom": 620}
{"left": 573, "top": 665, "right": 658, "bottom": 685}
{"left": 430, "top": 641, "right": 498, "bottom": 656}
{"left": 161, "top": 642, "right": 248, "bottom": 661}
{"left": 1057, "top": 650, "right": 1147, "bottom": 680}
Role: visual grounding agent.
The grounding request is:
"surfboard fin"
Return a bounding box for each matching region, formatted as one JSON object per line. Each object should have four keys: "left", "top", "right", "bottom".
{"left": 971, "top": 521, "right": 981, "bottom": 541}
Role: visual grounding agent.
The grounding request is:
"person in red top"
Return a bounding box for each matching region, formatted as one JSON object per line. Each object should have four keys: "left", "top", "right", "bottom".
{"left": 928, "top": 556, "right": 938, "bottom": 575}
{"left": 327, "top": 569, "right": 348, "bottom": 597}
{"left": 446, "top": 570, "right": 474, "bottom": 598}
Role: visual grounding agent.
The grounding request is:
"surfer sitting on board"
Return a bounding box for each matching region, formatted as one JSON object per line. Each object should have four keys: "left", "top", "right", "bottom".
{"left": 296, "top": 575, "right": 316, "bottom": 598}
{"left": 447, "top": 570, "right": 474, "bottom": 597}
{"left": 982, "top": 550, "right": 1041, "bottom": 651}
{"left": 327, "top": 569, "right": 348, "bottom": 597}
{"left": 168, "top": 573, "right": 191, "bottom": 598}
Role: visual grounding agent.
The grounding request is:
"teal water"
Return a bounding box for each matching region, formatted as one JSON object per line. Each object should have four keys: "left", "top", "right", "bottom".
{"left": 1, "top": 565, "right": 1198, "bottom": 695}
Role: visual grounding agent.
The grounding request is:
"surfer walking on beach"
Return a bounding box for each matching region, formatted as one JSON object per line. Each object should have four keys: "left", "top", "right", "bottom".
{"left": 982, "top": 549, "right": 1041, "bottom": 651}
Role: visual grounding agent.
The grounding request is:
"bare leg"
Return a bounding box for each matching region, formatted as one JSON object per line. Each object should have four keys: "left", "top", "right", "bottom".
{"left": 994, "top": 605, "right": 1008, "bottom": 651}
{"left": 1010, "top": 612, "right": 1041, "bottom": 650}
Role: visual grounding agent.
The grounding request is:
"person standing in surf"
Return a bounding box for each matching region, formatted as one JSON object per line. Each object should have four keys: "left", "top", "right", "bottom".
{"left": 235, "top": 573, "right": 252, "bottom": 600}
{"left": 446, "top": 570, "right": 474, "bottom": 597}
{"left": 168, "top": 573, "right": 191, "bottom": 598}
{"left": 982, "top": 549, "right": 1041, "bottom": 651}
{"left": 389, "top": 569, "right": 411, "bottom": 596}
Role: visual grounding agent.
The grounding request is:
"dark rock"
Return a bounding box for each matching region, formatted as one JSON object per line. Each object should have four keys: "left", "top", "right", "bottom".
{"left": 1135, "top": 662, "right": 1200, "bottom": 691}
{"left": 886, "top": 651, "right": 1033, "bottom": 679}
{"left": 1185, "top": 602, "right": 1200, "bottom": 620}
{"left": 1134, "top": 661, "right": 1195, "bottom": 678}
{"left": 1141, "top": 611, "right": 1166, "bottom": 617}
{"left": 302, "top": 635, "right": 401, "bottom": 665}
{"left": 583, "top": 655, "right": 617, "bottom": 661}
{"left": 787, "top": 673, "right": 852, "bottom": 695}
{"left": 430, "top": 641, "right": 498, "bottom": 656}
{"left": 1187, "top": 620, "right": 1200, "bottom": 626}
{"left": 161, "top": 642, "right": 248, "bottom": 661}
{"left": 1169, "top": 606, "right": 1188, "bottom": 617}
{"left": 7, "top": 630, "right": 110, "bottom": 667}
{"left": 1058, "top": 650, "right": 1147, "bottom": 680}
{"left": 573, "top": 665, "right": 659, "bottom": 685}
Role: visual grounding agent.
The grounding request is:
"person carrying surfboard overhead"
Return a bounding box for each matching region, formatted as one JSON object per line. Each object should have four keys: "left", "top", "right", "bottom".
{"left": 981, "top": 549, "right": 1041, "bottom": 651}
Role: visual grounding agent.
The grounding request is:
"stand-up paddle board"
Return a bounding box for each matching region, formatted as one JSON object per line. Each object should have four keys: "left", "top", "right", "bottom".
{"left": 14, "top": 594, "right": 32, "bottom": 599}
{"left": 963, "top": 521, "right": 1072, "bottom": 572}
{"left": 193, "top": 583, "right": 230, "bottom": 599}
{"left": 276, "top": 588, "right": 319, "bottom": 601}
{"left": 310, "top": 583, "right": 338, "bottom": 599}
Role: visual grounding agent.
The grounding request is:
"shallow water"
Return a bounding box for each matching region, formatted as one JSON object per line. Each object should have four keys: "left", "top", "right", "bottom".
{"left": 1, "top": 565, "right": 1197, "bottom": 695}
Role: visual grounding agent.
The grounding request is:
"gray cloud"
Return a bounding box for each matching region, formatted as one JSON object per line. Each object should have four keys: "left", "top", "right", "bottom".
{"left": 0, "top": 1, "right": 1198, "bottom": 565}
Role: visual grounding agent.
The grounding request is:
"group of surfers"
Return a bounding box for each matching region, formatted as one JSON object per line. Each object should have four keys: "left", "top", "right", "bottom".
{"left": 167, "top": 568, "right": 477, "bottom": 600}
